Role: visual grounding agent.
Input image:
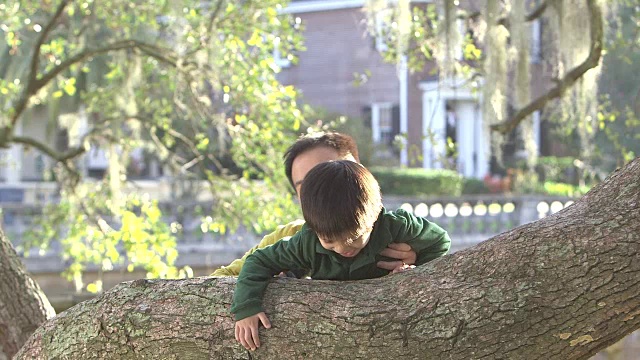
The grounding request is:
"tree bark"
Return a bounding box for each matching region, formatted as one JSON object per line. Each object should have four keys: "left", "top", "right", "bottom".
{"left": 0, "top": 230, "right": 55, "bottom": 359}
{"left": 15, "top": 158, "right": 640, "bottom": 359}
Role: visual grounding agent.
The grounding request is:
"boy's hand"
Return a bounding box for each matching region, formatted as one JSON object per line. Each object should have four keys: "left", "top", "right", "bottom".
{"left": 377, "top": 243, "right": 417, "bottom": 271}
{"left": 392, "top": 263, "right": 416, "bottom": 274}
{"left": 235, "top": 312, "right": 271, "bottom": 351}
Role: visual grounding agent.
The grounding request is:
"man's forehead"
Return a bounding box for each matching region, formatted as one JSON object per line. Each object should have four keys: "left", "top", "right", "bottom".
{"left": 292, "top": 148, "right": 355, "bottom": 178}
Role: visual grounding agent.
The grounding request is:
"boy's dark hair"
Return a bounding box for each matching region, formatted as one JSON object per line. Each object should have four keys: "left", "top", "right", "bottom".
{"left": 300, "top": 160, "right": 382, "bottom": 243}
{"left": 283, "top": 132, "right": 360, "bottom": 191}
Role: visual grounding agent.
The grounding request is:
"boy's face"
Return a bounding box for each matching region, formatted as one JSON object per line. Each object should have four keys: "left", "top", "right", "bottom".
{"left": 318, "top": 228, "right": 373, "bottom": 258}
{"left": 291, "top": 147, "right": 357, "bottom": 201}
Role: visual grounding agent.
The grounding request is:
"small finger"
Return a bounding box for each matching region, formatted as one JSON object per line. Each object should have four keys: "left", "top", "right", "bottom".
{"left": 235, "top": 324, "right": 239, "bottom": 342}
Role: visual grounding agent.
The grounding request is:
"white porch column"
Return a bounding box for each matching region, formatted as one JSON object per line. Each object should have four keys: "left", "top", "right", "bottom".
{"left": 399, "top": 55, "right": 408, "bottom": 166}
{"left": 455, "top": 101, "right": 476, "bottom": 177}
{"left": 474, "top": 103, "right": 489, "bottom": 178}
{"left": 420, "top": 79, "right": 487, "bottom": 176}
{"left": 421, "top": 93, "right": 446, "bottom": 169}
{"left": 371, "top": 103, "right": 381, "bottom": 143}
{"left": 5, "top": 121, "right": 23, "bottom": 184}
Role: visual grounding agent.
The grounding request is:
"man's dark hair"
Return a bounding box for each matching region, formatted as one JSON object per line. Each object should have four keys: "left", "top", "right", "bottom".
{"left": 300, "top": 160, "right": 381, "bottom": 243}
{"left": 283, "top": 132, "right": 360, "bottom": 191}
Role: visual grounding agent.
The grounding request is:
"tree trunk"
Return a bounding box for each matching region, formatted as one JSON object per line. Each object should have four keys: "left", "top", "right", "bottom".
{"left": 15, "top": 158, "right": 640, "bottom": 359}
{"left": 0, "top": 229, "right": 55, "bottom": 359}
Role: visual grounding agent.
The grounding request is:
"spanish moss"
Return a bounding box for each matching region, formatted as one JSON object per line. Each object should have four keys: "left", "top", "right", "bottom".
{"left": 482, "top": 0, "right": 508, "bottom": 164}
{"left": 510, "top": 0, "right": 537, "bottom": 168}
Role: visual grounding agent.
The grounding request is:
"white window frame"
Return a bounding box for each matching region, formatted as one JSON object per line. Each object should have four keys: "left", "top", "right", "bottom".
{"left": 273, "top": 36, "right": 291, "bottom": 68}
{"left": 374, "top": 10, "right": 391, "bottom": 53}
{"left": 371, "top": 102, "right": 393, "bottom": 144}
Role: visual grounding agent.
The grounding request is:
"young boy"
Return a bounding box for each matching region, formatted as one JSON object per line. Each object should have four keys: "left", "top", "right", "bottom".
{"left": 232, "top": 160, "right": 451, "bottom": 351}
{"left": 212, "top": 132, "right": 418, "bottom": 277}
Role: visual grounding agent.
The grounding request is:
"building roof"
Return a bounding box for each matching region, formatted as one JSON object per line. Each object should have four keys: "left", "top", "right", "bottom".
{"left": 281, "top": 0, "right": 432, "bottom": 14}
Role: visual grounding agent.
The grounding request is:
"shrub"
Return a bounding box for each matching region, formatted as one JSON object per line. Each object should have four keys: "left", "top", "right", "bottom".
{"left": 462, "top": 178, "right": 492, "bottom": 194}
{"left": 538, "top": 156, "right": 579, "bottom": 184}
{"left": 370, "top": 167, "right": 463, "bottom": 196}
{"left": 542, "top": 181, "right": 591, "bottom": 197}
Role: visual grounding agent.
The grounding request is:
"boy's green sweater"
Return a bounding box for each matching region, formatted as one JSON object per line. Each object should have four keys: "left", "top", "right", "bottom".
{"left": 231, "top": 208, "right": 451, "bottom": 320}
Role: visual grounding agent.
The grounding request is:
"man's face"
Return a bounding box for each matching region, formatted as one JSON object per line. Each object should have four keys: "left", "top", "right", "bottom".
{"left": 290, "top": 147, "right": 356, "bottom": 201}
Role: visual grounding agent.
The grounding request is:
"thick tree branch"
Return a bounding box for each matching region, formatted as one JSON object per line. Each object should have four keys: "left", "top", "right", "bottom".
{"left": 0, "top": 229, "right": 55, "bottom": 359}
{"left": 491, "top": 0, "right": 603, "bottom": 134}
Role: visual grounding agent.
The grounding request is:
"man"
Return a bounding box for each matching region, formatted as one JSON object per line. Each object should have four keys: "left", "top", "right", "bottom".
{"left": 212, "top": 132, "right": 419, "bottom": 276}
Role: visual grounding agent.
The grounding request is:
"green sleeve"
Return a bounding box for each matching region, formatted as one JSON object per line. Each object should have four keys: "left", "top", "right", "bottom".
{"left": 210, "top": 220, "right": 304, "bottom": 276}
{"left": 388, "top": 209, "right": 451, "bottom": 266}
{"left": 230, "top": 232, "right": 313, "bottom": 320}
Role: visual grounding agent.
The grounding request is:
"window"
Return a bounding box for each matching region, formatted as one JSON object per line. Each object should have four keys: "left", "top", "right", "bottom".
{"left": 374, "top": 9, "right": 392, "bottom": 53}
{"left": 371, "top": 103, "right": 395, "bottom": 145}
{"left": 87, "top": 146, "right": 109, "bottom": 179}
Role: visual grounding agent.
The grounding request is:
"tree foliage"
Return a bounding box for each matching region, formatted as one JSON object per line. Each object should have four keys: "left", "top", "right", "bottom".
{"left": 0, "top": 0, "right": 306, "bottom": 288}
{"left": 595, "top": 1, "right": 640, "bottom": 168}
{"left": 365, "top": 0, "right": 609, "bottom": 166}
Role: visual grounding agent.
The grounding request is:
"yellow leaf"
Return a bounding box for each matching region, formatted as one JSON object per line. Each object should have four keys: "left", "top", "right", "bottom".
{"left": 146, "top": 206, "right": 161, "bottom": 222}
{"left": 87, "top": 282, "right": 99, "bottom": 293}
{"left": 63, "top": 82, "right": 76, "bottom": 96}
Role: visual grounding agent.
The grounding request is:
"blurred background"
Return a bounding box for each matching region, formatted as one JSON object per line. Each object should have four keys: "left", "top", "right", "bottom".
{"left": 1, "top": 1, "right": 639, "bottom": 358}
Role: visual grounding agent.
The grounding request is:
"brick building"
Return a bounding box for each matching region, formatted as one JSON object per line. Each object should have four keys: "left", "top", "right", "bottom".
{"left": 278, "top": 0, "right": 551, "bottom": 178}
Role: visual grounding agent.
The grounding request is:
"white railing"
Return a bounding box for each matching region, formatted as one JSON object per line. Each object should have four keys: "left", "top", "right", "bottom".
{"left": 383, "top": 195, "right": 575, "bottom": 252}
{"left": 2, "top": 194, "right": 577, "bottom": 268}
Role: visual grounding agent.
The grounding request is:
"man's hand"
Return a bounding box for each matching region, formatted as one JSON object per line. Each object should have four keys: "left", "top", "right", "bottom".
{"left": 377, "top": 243, "right": 417, "bottom": 271}
{"left": 235, "top": 312, "right": 271, "bottom": 351}
{"left": 392, "top": 263, "right": 416, "bottom": 274}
